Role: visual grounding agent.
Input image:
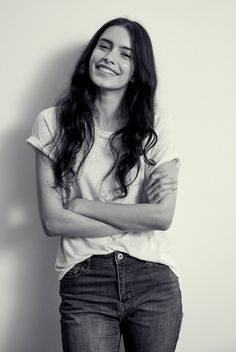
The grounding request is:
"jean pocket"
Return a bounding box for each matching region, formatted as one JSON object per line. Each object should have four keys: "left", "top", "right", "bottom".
{"left": 62, "top": 262, "right": 85, "bottom": 280}
{"left": 144, "top": 261, "right": 179, "bottom": 284}
{"left": 145, "top": 261, "right": 169, "bottom": 270}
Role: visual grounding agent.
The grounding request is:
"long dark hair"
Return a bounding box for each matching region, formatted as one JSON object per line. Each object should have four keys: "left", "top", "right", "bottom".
{"left": 52, "top": 17, "right": 158, "bottom": 199}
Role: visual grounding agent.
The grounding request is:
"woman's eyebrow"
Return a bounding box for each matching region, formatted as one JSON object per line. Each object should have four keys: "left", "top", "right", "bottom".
{"left": 99, "top": 38, "right": 132, "bottom": 51}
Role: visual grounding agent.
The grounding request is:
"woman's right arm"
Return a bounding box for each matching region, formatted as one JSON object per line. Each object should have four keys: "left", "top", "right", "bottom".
{"left": 35, "top": 151, "right": 124, "bottom": 238}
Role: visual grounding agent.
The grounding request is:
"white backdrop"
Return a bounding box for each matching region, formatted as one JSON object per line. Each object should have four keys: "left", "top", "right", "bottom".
{"left": 0, "top": 1, "right": 235, "bottom": 351}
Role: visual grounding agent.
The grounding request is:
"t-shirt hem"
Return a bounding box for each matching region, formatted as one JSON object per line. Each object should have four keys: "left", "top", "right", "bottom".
{"left": 26, "top": 136, "right": 53, "bottom": 159}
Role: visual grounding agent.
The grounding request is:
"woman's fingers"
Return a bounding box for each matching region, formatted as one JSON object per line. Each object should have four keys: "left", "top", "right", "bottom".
{"left": 143, "top": 169, "right": 178, "bottom": 204}
{"left": 147, "top": 181, "right": 177, "bottom": 198}
{"left": 145, "top": 177, "right": 177, "bottom": 204}
{"left": 151, "top": 189, "right": 173, "bottom": 204}
{"left": 146, "top": 177, "right": 178, "bottom": 195}
{"left": 147, "top": 169, "right": 177, "bottom": 187}
{"left": 147, "top": 171, "right": 168, "bottom": 188}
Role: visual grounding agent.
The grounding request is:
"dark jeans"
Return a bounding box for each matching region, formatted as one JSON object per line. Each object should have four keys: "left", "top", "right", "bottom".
{"left": 59, "top": 252, "right": 183, "bottom": 352}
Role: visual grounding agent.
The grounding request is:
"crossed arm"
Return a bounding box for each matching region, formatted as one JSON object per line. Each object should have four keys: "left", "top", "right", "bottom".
{"left": 35, "top": 152, "right": 178, "bottom": 238}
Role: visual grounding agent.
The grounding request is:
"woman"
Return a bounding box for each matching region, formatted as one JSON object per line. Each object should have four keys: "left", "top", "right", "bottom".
{"left": 27, "top": 17, "right": 182, "bottom": 352}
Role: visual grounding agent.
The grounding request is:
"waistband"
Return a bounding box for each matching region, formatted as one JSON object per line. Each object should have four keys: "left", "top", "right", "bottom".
{"left": 88, "top": 251, "right": 143, "bottom": 265}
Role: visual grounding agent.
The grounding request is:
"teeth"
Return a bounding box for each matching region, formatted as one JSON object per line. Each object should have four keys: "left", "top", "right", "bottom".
{"left": 98, "top": 66, "right": 117, "bottom": 75}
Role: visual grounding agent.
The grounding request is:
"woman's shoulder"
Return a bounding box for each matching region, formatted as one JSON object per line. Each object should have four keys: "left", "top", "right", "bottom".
{"left": 34, "top": 106, "right": 57, "bottom": 134}
{"left": 37, "top": 106, "right": 57, "bottom": 124}
{"left": 153, "top": 108, "right": 173, "bottom": 132}
{"left": 26, "top": 106, "right": 57, "bottom": 159}
{"left": 39, "top": 106, "right": 56, "bottom": 116}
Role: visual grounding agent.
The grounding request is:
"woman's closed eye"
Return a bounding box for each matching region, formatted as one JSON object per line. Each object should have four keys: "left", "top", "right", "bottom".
{"left": 121, "top": 52, "right": 132, "bottom": 59}
{"left": 99, "top": 44, "right": 110, "bottom": 50}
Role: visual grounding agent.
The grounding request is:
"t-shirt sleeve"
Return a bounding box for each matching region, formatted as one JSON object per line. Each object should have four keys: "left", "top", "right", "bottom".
{"left": 26, "top": 108, "right": 56, "bottom": 160}
{"left": 146, "top": 111, "right": 180, "bottom": 179}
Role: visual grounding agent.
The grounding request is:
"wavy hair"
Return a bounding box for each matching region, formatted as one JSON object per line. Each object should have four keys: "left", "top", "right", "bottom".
{"left": 52, "top": 17, "right": 158, "bottom": 199}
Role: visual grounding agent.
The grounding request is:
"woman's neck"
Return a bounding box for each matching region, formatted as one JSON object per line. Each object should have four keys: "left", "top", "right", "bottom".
{"left": 94, "top": 90, "right": 127, "bottom": 132}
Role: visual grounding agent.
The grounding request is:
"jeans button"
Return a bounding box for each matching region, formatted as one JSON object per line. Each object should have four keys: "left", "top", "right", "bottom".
{"left": 117, "top": 253, "right": 123, "bottom": 260}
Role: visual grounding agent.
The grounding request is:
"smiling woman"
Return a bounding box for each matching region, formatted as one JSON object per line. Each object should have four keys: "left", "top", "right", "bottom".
{"left": 89, "top": 26, "right": 135, "bottom": 93}
{"left": 26, "top": 17, "right": 182, "bottom": 352}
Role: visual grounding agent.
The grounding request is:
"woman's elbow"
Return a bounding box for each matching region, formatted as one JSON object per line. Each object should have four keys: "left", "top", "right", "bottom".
{"left": 152, "top": 207, "right": 175, "bottom": 231}
{"left": 157, "top": 216, "right": 173, "bottom": 231}
{"left": 40, "top": 215, "right": 61, "bottom": 237}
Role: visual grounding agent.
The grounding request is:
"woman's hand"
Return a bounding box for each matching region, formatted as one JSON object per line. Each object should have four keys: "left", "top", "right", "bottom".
{"left": 143, "top": 169, "right": 178, "bottom": 204}
{"left": 64, "top": 198, "right": 92, "bottom": 216}
{"left": 64, "top": 198, "right": 84, "bottom": 212}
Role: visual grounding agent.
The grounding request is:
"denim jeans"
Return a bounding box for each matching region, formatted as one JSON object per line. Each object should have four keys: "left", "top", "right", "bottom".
{"left": 59, "top": 252, "right": 183, "bottom": 352}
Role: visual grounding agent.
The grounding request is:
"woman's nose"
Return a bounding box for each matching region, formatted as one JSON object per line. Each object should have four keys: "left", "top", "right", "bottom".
{"left": 104, "top": 53, "right": 116, "bottom": 65}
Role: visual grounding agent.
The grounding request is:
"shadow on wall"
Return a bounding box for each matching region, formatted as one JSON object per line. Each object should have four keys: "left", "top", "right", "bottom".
{"left": 0, "top": 48, "right": 77, "bottom": 352}
{"left": 0, "top": 44, "right": 95, "bottom": 352}
{"left": 1, "top": 43, "right": 126, "bottom": 352}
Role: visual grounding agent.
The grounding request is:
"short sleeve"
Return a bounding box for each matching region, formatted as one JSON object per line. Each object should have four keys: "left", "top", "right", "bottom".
{"left": 26, "top": 107, "right": 57, "bottom": 160}
{"left": 146, "top": 111, "right": 180, "bottom": 179}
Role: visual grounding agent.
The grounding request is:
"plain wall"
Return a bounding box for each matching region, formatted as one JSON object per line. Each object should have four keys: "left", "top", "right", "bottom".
{"left": 1, "top": 0, "right": 235, "bottom": 351}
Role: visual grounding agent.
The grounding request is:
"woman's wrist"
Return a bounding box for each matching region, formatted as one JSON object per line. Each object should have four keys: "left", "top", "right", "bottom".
{"left": 64, "top": 198, "right": 84, "bottom": 213}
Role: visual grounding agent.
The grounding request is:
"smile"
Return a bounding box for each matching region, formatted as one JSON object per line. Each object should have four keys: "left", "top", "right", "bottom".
{"left": 97, "top": 65, "right": 119, "bottom": 76}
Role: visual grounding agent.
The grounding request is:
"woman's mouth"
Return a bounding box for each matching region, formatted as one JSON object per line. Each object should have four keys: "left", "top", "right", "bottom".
{"left": 96, "top": 65, "right": 119, "bottom": 76}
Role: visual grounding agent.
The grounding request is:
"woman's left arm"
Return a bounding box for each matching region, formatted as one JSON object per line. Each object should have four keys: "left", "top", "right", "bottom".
{"left": 65, "top": 160, "right": 178, "bottom": 232}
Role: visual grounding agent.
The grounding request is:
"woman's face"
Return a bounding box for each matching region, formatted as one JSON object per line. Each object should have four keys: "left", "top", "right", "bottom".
{"left": 89, "top": 25, "right": 135, "bottom": 94}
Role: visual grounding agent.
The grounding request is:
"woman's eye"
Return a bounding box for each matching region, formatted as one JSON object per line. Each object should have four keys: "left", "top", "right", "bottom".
{"left": 99, "top": 44, "right": 109, "bottom": 50}
{"left": 121, "top": 52, "right": 132, "bottom": 59}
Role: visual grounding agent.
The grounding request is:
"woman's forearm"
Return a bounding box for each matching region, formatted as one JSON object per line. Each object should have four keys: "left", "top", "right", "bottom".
{"left": 65, "top": 161, "right": 178, "bottom": 232}
{"left": 43, "top": 207, "right": 124, "bottom": 238}
{"left": 65, "top": 198, "right": 175, "bottom": 232}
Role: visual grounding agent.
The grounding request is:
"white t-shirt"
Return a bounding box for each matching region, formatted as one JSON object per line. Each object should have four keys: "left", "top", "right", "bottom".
{"left": 26, "top": 107, "right": 180, "bottom": 280}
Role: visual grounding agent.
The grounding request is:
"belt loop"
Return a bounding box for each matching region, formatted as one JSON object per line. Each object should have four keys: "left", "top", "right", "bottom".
{"left": 84, "top": 257, "right": 91, "bottom": 272}
{"left": 114, "top": 251, "right": 119, "bottom": 264}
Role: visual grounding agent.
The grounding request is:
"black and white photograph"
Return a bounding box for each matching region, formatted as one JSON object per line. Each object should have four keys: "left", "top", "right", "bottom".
{"left": 0, "top": 1, "right": 235, "bottom": 351}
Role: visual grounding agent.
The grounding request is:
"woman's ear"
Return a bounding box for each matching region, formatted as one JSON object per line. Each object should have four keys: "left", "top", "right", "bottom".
{"left": 130, "top": 76, "right": 135, "bottom": 83}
